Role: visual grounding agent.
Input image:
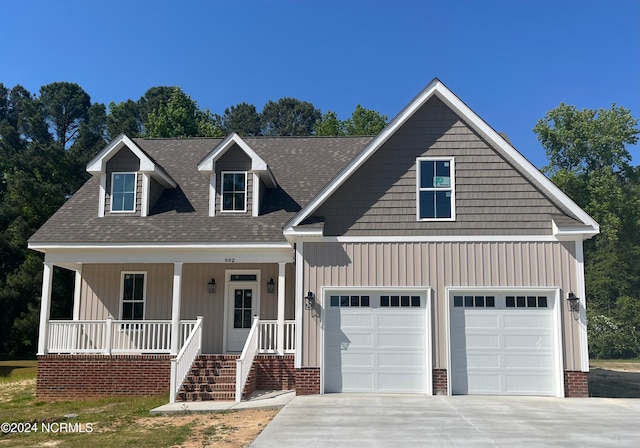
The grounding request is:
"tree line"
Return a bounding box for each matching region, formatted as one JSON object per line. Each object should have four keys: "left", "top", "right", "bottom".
{"left": 0, "top": 81, "right": 638, "bottom": 358}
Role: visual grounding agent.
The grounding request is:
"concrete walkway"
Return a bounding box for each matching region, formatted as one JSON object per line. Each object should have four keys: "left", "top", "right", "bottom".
{"left": 251, "top": 394, "right": 640, "bottom": 447}
{"left": 149, "top": 390, "right": 295, "bottom": 415}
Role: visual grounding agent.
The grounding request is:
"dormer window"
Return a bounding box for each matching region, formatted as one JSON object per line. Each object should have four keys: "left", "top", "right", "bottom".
{"left": 417, "top": 158, "right": 455, "bottom": 220}
{"left": 111, "top": 172, "right": 137, "bottom": 213}
{"left": 221, "top": 172, "right": 247, "bottom": 212}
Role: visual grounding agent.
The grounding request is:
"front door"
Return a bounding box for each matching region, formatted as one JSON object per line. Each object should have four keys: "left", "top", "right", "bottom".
{"left": 226, "top": 283, "right": 258, "bottom": 352}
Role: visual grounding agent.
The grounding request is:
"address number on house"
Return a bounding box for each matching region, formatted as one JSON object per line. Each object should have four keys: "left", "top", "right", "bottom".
{"left": 224, "top": 258, "right": 236, "bottom": 263}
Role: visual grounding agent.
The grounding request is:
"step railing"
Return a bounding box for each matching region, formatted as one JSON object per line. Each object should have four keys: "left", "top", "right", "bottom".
{"left": 235, "top": 316, "right": 260, "bottom": 402}
{"left": 47, "top": 318, "right": 197, "bottom": 354}
{"left": 169, "top": 316, "right": 203, "bottom": 403}
{"left": 258, "top": 320, "right": 296, "bottom": 353}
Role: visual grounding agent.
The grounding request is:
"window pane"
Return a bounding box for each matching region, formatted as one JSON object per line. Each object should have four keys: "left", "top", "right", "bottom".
{"left": 435, "top": 160, "right": 450, "bottom": 183}
{"left": 243, "top": 310, "right": 252, "bottom": 328}
{"left": 112, "top": 193, "right": 124, "bottom": 211}
{"left": 123, "top": 275, "right": 133, "bottom": 300}
{"left": 538, "top": 296, "right": 548, "bottom": 308}
{"left": 517, "top": 296, "right": 526, "bottom": 307}
{"left": 464, "top": 296, "right": 473, "bottom": 307}
{"left": 486, "top": 296, "right": 495, "bottom": 307}
{"left": 123, "top": 193, "right": 134, "bottom": 211}
{"left": 361, "top": 296, "right": 370, "bottom": 307}
{"left": 133, "top": 274, "right": 144, "bottom": 300}
{"left": 435, "top": 191, "right": 452, "bottom": 218}
{"left": 506, "top": 296, "right": 515, "bottom": 307}
{"left": 419, "top": 191, "right": 435, "bottom": 219}
{"left": 223, "top": 174, "right": 234, "bottom": 191}
{"left": 381, "top": 296, "right": 389, "bottom": 307}
{"left": 234, "top": 193, "right": 245, "bottom": 210}
{"left": 391, "top": 296, "right": 399, "bottom": 307}
{"left": 133, "top": 302, "right": 144, "bottom": 319}
{"left": 223, "top": 193, "right": 233, "bottom": 210}
{"left": 234, "top": 173, "right": 245, "bottom": 191}
{"left": 341, "top": 296, "right": 349, "bottom": 307}
{"left": 454, "top": 296, "right": 463, "bottom": 307}
{"left": 244, "top": 290, "right": 252, "bottom": 308}
{"left": 401, "top": 296, "right": 410, "bottom": 307}
{"left": 234, "top": 310, "right": 242, "bottom": 328}
{"left": 234, "top": 290, "right": 242, "bottom": 309}
{"left": 527, "top": 296, "right": 537, "bottom": 308}
{"left": 124, "top": 174, "right": 135, "bottom": 191}
{"left": 411, "top": 296, "right": 421, "bottom": 307}
{"left": 475, "top": 296, "right": 485, "bottom": 307}
{"left": 350, "top": 296, "right": 359, "bottom": 307}
{"left": 420, "top": 161, "right": 435, "bottom": 188}
{"left": 123, "top": 303, "right": 133, "bottom": 319}
{"left": 330, "top": 296, "right": 339, "bottom": 307}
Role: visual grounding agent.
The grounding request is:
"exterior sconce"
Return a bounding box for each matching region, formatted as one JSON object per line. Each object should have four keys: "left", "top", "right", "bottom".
{"left": 207, "top": 278, "right": 216, "bottom": 294}
{"left": 267, "top": 278, "right": 275, "bottom": 294}
{"left": 567, "top": 292, "right": 579, "bottom": 312}
{"left": 305, "top": 291, "right": 316, "bottom": 310}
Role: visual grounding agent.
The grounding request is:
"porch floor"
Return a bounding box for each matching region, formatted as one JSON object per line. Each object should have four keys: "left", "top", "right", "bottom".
{"left": 150, "top": 390, "right": 296, "bottom": 415}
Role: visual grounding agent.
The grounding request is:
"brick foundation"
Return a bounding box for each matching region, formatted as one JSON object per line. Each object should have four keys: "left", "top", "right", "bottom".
{"left": 433, "top": 369, "right": 448, "bottom": 395}
{"left": 294, "top": 367, "right": 321, "bottom": 395}
{"left": 37, "top": 354, "right": 171, "bottom": 400}
{"left": 564, "top": 371, "right": 589, "bottom": 397}
{"left": 243, "top": 355, "right": 319, "bottom": 397}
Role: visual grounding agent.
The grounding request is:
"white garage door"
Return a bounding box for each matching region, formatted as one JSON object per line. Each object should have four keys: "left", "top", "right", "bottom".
{"left": 324, "top": 292, "right": 428, "bottom": 393}
{"left": 450, "top": 292, "right": 559, "bottom": 396}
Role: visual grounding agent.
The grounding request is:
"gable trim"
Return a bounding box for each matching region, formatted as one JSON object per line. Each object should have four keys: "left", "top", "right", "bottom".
{"left": 284, "top": 79, "right": 599, "bottom": 236}
{"left": 86, "top": 134, "right": 177, "bottom": 189}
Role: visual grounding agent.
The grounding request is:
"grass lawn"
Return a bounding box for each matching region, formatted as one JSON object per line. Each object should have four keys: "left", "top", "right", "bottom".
{"left": 0, "top": 361, "right": 277, "bottom": 447}
{"left": 589, "top": 358, "right": 640, "bottom": 398}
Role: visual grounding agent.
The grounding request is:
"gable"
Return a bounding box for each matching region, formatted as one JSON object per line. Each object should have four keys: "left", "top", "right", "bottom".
{"left": 287, "top": 79, "right": 598, "bottom": 240}
{"left": 310, "top": 97, "right": 582, "bottom": 237}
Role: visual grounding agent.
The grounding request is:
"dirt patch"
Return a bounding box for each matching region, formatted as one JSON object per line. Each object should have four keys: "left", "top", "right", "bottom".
{"left": 0, "top": 378, "right": 35, "bottom": 403}
{"left": 589, "top": 362, "right": 640, "bottom": 398}
{"left": 138, "top": 408, "right": 278, "bottom": 448}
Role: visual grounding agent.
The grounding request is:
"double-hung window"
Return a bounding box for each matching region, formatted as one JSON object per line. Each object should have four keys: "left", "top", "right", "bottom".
{"left": 221, "top": 172, "right": 247, "bottom": 212}
{"left": 111, "top": 172, "right": 137, "bottom": 212}
{"left": 121, "top": 272, "right": 145, "bottom": 320}
{"left": 417, "top": 158, "right": 455, "bottom": 220}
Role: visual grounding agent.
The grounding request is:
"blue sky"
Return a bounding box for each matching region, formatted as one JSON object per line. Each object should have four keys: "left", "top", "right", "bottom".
{"left": 2, "top": 0, "right": 638, "bottom": 168}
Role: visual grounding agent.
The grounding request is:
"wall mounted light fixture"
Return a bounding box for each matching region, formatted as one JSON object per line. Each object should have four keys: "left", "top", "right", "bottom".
{"left": 567, "top": 292, "right": 579, "bottom": 312}
{"left": 267, "top": 278, "right": 275, "bottom": 293}
{"left": 207, "top": 278, "right": 216, "bottom": 294}
{"left": 305, "top": 291, "right": 316, "bottom": 310}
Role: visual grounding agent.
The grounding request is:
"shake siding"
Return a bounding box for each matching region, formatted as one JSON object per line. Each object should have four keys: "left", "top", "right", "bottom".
{"left": 302, "top": 241, "right": 581, "bottom": 370}
{"left": 313, "top": 97, "right": 577, "bottom": 236}
{"left": 80, "top": 262, "right": 295, "bottom": 354}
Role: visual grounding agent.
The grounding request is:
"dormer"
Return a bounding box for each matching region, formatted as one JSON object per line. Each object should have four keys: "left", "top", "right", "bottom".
{"left": 86, "top": 134, "right": 177, "bottom": 217}
{"left": 198, "top": 133, "right": 277, "bottom": 217}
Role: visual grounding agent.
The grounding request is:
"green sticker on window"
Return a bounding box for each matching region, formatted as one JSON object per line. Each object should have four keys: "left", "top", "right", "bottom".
{"left": 433, "top": 176, "right": 450, "bottom": 187}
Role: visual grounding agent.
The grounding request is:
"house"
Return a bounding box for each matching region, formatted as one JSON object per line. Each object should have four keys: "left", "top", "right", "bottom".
{"left": 29, "top": 79, "right": 598, "bottom": 401}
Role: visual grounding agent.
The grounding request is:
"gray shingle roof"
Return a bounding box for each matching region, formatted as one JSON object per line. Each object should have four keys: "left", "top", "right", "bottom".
{"left": 28, "top": 136, "right": 373, "bottom": 244}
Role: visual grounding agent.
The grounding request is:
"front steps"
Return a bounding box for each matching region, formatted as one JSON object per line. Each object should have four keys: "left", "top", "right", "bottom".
{"left": 177, "top": 355, "right": 239, "bottom": 401}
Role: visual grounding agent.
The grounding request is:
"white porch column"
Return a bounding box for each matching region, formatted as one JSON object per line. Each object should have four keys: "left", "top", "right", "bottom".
{"left": 72, "top": 268, "right": 82, "bottom": 321}
{"left": 277, "top": 262, "right": 286, "bottom": 355}
{"left": 37, "top": 262, "right": 54, "bottom": 355}
{"left": 170, "top": 262, "right": 183, "bottom": 356}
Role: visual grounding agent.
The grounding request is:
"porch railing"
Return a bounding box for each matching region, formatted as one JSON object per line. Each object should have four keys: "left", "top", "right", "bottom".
{"left": 47, "top": 318, "right": 197, "bottom": 354}
{"left": 258, "top": 320, "right": 296, "bottom": 353}
{"left": 170, "top": 316, "right": 203, "bottom": 403}
{"left": 236, "top": 316, "right": 260, "bottom": 402}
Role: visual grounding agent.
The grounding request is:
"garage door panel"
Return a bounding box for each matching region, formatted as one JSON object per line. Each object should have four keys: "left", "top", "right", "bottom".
{"left": 324, "top": 291, "right": 427, "bottom": 394}
{"left": 450, "top": 292, "right": 558, "bottom": 397}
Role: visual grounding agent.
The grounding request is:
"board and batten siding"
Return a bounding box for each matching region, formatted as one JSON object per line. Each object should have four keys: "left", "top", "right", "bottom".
{"left": 302, "top": 241, "right": 581, "bottom": 370}
{"left": 312, "top": 96, "right": 580, "bottom": 236}
{"left": 79, "top": 262, "right": 295, "bottom": 353}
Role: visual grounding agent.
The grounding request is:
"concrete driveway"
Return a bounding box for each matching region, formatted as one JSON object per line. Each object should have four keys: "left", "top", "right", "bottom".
{"left": 251, "top": 394, "right": 640, "bottom": 447}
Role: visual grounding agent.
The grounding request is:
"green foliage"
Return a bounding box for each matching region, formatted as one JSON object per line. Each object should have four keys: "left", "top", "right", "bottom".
{"left": 315, "top": 110, "right": 346, "bottom": 136}
{"left": 344, "top": 104, "right": 388, "bottom": 135}
{"left": 107, "top": 99, "right": 142, "bottom": 139}
{"left": 222, "top": 102, "right": 261, "bottom": 136}
{"left": 588, "top": 296, "right": 640, "bottom": 359}
{"left": 39, "top": 82, "right": 93, "bottom": 149}
{"left": 261, "top": 97, "right": 321, "bottom": 136}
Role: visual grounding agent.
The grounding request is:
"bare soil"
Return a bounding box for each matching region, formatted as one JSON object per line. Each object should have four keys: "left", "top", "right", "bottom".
{"left": 138, "top": 408, "right": 279, "bottom": 448}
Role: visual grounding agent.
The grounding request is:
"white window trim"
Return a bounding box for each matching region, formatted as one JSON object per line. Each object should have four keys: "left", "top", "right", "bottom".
{"left": 416, "top": 157, "right": 456, "bottom": 222}
{"left": 416, "top": 157, "right": 456, "bottom": 221}
{"left": 119, "top": 271, "right": 147, "bottom": 320}
{"left": 110, "top": 172, "right": 137, "bottom": 213}
{"left": 220, "top": 171, "right": 248, "bottom": 213}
